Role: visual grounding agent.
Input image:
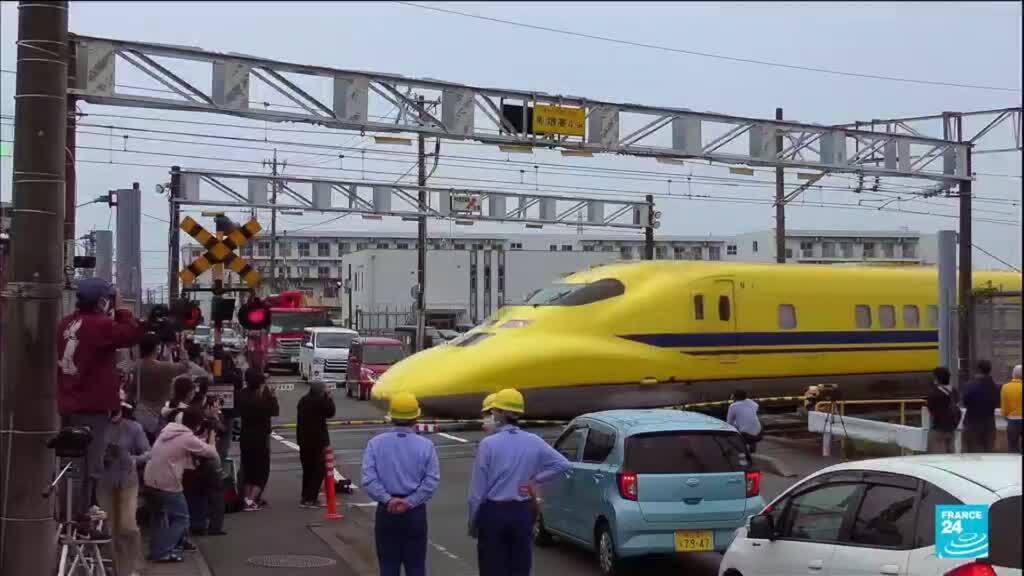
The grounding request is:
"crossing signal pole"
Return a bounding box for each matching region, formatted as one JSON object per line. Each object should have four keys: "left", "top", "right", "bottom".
{"left": 0, "top": 3, "right": 68, "bottom": 573}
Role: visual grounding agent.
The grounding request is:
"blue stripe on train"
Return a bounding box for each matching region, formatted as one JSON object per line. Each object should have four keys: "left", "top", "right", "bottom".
{"left": 619, "top": 330, "right": 938, "bottom": 348}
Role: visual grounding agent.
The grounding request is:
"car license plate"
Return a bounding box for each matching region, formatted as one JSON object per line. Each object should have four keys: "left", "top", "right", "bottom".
{"left": 290, "top": 355, "right": 299, "bottom": 363}
{"left": 674, "top": 530, "right": 713, "bottom": 552}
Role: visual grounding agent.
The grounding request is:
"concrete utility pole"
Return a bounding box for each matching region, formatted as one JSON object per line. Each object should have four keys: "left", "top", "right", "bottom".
{"left": 937, "top": 230, "right": 957, "bottom": 380}
{"left": 64, "top": 39, "right": 76, "bottom": 248}
{"left": 0, "top": 2, "right": 68, "bottom": 574}
{"left": 775, "top": 107, "right": 786, "bottom": 263}
{"left": 415, "top": 127, "right": 428, "bottom": 352}
{"left": 266, "top": 149, "right": 282, "bottom": 293}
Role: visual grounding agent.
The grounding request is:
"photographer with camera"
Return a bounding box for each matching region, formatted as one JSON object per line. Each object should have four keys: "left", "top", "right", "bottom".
{"left": 182, "top": 385, "right": 228, "bottom": 536}
{"left": 58, "top": 277, "right": 144, "bottom": 524}
{"left": 131, "top": 333, "right": 191, "bottom": 442}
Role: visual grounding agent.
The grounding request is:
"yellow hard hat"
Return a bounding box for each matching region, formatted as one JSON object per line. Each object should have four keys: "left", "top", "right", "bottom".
{"left": 388, "top": 392, "right": 421, "bottom": 421}
{"left": 481, "top": 393, "right": 497, "bottom": 413}
{"left": 492, "top": 388, "right": 525, "bottom": 414}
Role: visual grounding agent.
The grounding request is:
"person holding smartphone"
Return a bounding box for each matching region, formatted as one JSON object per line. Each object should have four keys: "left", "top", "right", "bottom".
{"left": 237, "top": 368, "right": 279, "bottom": 511}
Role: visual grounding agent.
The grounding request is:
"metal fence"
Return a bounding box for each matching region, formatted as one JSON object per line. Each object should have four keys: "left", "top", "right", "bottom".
{"left": 354, "top": 307, "right": 413, "bottom": 336}
{"left": 971, "top": 290, "right": 1022, "bottom": 383}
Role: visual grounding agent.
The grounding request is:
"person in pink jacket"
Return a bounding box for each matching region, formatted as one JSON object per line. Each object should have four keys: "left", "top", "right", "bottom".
{"left": 143, "top": 409, "right": 218, "bottom": 563}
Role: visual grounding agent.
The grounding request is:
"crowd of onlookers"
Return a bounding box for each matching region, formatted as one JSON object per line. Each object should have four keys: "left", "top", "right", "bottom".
{"left": 926, "top": 360, "right": 1023, "bottom": 454}
{"left": 56, "top": 278, "right": 285, "bottom": 573}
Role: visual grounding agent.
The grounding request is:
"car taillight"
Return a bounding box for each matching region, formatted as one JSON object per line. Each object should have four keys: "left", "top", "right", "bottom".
{"left": 617, "top": 471, "right": 638, "bottom": 501}
{"left": 746, "top": 471, "right": 761, "bottom": 497}
{"left": 945, "top": 562, "right": 997, "bottom": 576}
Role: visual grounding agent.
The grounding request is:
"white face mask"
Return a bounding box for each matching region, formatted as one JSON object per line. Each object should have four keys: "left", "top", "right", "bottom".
{"left": 482, "top": 414, "right": 496, "bottom": 432}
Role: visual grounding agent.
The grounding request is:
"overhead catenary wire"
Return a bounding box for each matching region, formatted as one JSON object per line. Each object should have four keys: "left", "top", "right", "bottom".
{"left": 6, "top": 115, "right": 1017, "bottom": 207}
{"left": 396, "top": 2, "right": 1022, "bottom": 93}
{"left": 24, "top": 137, "right": 1019, "bottom": 222}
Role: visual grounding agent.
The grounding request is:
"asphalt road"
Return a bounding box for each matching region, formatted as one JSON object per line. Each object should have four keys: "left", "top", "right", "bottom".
{"left": 253, "top": 374, "right": 824, "bottom": 576}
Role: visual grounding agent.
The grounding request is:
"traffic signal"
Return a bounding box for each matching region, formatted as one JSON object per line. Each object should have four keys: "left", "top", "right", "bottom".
{"left": 171, "top": 299, "right": 203, "bottom": 331}
{"left": 238, "top": 298, "right": 272, "bottom": 330}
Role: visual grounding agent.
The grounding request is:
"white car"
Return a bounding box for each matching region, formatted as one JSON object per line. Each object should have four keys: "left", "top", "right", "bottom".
{"left": 298, "top": 326, "right": 358, "bottom": 382}
{"left": 720, "top": 455, "right": 1021, "bottom": 576}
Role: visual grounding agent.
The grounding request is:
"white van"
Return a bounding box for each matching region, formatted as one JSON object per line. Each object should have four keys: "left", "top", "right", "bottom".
{"left": 298, "top": 327, "right": 358, "bottom": 381}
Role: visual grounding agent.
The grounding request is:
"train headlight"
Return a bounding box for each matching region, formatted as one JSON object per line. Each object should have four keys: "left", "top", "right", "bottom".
{"left": 500, "top": 319, "right": 531, "bottom": 329}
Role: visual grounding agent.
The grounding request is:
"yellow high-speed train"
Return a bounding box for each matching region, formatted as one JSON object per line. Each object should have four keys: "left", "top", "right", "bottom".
{"left": 371, "top": 262, "right": 1021, "bottom": 419}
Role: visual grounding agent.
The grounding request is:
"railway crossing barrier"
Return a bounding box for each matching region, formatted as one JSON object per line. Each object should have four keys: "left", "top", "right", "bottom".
{"left": 809, "top": 402, "right": 1010, "bottom": 456}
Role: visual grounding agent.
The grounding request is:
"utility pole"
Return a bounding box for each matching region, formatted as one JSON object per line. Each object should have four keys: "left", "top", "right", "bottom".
{"left": 265, "top": 150, "right": 283, "bottom": 293}
{"left": 956, "top": 117, "right": 973, "bottom": 386}
{"left": 0, "top": 2, "right": 68, "bottom": 574}
{"left": 64, "top": 39, "right": 76, "bottom": 248}
{"left": 775, "top": 107, "right": 786, "bottom": 263}
{"left": 415, "top": 126, "right": 428, "bottom": 352}
{"left": 643, "top": 194, "right": 655, "bottom": 260}
{"left": 168, "top": 166, "right": 181, "bottom": 301}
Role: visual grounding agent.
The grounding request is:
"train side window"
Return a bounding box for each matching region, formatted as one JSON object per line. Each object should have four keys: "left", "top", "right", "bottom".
{"left": 926, "top": 305, "right": 938, "bottom": 328}
{"left": 879, "top": 305, "right": 896, "bottom": 329}
{"left": 855, "top": 305, "right": 872, "bottom": 329}
{"left": 778, "top": 304, "right": 797, "bottom": 329}
{"left": 694, "top": 295, "right": 705, "bottom": 320}
{"left": 718, "top": 296, "right": 731, "bottom": 322}
{"left": 903, "top": 305, "right": 920, "bottom": 328}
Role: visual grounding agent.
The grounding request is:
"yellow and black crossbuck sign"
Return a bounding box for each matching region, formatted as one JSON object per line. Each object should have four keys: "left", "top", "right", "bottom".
{"left": 179, "top": 216, "right": 262, "bottom": 287}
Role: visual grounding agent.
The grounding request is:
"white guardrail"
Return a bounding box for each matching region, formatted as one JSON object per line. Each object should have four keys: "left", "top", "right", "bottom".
{"left": 809, "top": 408, "right": 1009, "bottom": 456}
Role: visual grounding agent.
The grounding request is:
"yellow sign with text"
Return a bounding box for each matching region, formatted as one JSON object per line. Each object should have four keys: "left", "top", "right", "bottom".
{"left": 532, "top": 105, "right": 585, "bottom": 137}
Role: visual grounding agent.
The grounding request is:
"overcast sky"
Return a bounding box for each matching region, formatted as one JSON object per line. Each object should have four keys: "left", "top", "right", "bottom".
{"left": 1, "top": 1, "right": 1021, "bottom": 289}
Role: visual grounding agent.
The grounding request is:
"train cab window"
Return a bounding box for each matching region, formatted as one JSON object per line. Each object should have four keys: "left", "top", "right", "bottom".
{"left": 718, "top": 296, "right": 731, "bottom": 322}
{"left": 855, "top": 305, "right": 872, "bottom": 329}
{"left": 926, "top": 305, "right": 938, "bottom": 329}
{"left": 694, "top": 295, "right": 705, "bottom": 320}
{"left": 879, "top": 305, "right": 896, "bottom": 329}
{"left": 778, "top": 304, "right": 797, "bottom": 329}
{"left": 525, "top": 279, "right": 625, "bottom": 306}
{"left": 902, "top": 305, "right": 920, "bottom": 328}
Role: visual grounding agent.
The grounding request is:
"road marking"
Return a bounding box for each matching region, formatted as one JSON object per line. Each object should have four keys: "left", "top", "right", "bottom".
{"left": 429, "top": 540, "right": 462, "bottom": 562}
{"left": 437, "top": 432, "right": 469, "bottom": 444}
{"left": 348, "top": 502, "right": 378, "bottom": 508}
{"left": 270, "top": 432, "right": 355, "bottom": 489}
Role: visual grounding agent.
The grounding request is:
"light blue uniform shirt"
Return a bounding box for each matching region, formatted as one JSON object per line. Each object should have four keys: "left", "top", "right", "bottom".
{"left": 361, "top": 426, "right": 440, "bottom": 509}
{"left": 468, "top": 425, "right": 571, "bottom": 524}
{"left": 727, "top": 399, "right": 762, "bottom": 436}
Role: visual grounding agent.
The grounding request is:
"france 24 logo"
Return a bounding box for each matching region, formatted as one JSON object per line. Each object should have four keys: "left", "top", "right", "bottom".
{"left": 935, "top": 505, "right": 988, "bottom": 560}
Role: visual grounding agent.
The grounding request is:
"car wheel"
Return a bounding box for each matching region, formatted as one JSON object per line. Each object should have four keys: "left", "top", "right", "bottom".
{"left": 532, "top": 513, "right": 554, "bottom": 547}
{"left": 301, "top": 364, "right": 308, "bottom": 381}
{"left": 596, "top": 522, "right": 623, "bottom": 576}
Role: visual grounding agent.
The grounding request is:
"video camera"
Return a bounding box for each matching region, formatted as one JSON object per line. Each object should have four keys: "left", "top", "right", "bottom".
{"left": 144, "top": 304, "right": 180, "bottom": 343}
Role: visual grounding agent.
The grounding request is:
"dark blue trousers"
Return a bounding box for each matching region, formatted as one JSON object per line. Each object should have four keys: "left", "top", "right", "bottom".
{"left": 477, "top": 500, "right": 533, "bottom": 576}
{"left": 375, "top": 503, "right": 427, "bottom": 576}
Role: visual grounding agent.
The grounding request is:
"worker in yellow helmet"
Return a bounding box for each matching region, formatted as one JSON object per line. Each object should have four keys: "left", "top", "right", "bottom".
{"left": 361, "top": 392, "right": 440, "bottom": 576}
{"left": 481, "top": 393, "right": 497, "bottom": 434}
{"left": 468, "top": 388, "right": 570, "bottom": 576}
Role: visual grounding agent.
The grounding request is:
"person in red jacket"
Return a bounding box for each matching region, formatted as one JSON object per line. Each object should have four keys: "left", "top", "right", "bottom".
{"left": 57, "top": 277, "right": 143, "bottom": 522}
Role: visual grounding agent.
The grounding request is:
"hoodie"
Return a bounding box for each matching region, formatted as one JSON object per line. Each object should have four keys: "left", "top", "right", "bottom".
{"left": 144, "top": 422, "right": 218, "bottom": 493}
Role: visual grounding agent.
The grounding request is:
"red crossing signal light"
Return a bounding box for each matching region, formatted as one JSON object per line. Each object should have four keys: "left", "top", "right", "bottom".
{"left": 238, "top": 298, "right": 272, "bottom": 331}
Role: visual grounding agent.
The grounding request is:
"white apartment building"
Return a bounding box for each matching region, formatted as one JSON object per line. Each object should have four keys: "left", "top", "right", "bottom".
{"left": 731, "top": 229, "right": 936, "bottom": 265}
{"left": 181, "top": 228, "right": 937, "bottom": 323}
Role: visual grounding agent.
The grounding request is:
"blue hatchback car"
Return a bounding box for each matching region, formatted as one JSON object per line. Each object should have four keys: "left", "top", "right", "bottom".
{"left": 534, "top": 409, "right": 766, "bottom": 576}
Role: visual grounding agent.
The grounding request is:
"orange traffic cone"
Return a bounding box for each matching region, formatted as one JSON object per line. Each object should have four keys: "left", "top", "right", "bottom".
{"left": 323, "top": 447, "right": 342, "bottom": 520}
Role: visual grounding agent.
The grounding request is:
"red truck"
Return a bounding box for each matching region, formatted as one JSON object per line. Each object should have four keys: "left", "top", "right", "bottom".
{"left": 246, "top": 290, "right": 331, "bottom": 374}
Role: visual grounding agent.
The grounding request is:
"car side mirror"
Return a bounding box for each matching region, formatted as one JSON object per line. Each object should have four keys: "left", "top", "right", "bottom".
{"left": 748, "top": 514, "right": 776, "bottom": 540}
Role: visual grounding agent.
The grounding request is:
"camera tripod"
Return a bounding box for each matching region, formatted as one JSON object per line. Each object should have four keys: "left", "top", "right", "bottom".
{"left": 45, "top": 458, "right": 111, "bottom": 576}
